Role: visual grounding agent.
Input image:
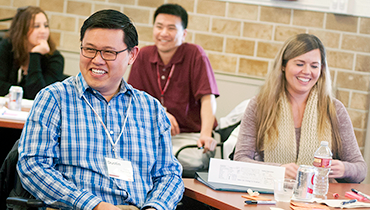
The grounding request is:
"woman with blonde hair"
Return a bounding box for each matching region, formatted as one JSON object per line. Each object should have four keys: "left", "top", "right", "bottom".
{"left": 0, "top": 6, "right": 64, "bottom": 99}
{"left": 234, "top": 33, "right": 366, "bottom": 183}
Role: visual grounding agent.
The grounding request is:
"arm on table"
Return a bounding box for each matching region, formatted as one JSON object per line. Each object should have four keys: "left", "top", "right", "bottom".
{"left": 234, "top": 97, "right": 296, "bottom": 177}
{"left": 329, "top": 99, "right": 367, "bottom": 183}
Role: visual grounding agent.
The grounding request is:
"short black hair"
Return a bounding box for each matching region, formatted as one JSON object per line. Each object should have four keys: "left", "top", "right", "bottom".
{"left": 80, "top": 9, "right": 138, "bottom": 51}
{"left": 154, "top": 4, "right": 188, "bottom": 29}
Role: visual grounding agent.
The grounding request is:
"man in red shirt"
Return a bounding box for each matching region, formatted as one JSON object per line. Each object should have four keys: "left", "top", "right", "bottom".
{"left": 128, "top": 3, "right": 219, "bottom": 174}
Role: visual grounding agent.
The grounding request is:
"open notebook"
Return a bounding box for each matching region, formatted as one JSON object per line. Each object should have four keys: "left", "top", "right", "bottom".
{"left": 195, "top": 171, "right": 273, "bottom": 194}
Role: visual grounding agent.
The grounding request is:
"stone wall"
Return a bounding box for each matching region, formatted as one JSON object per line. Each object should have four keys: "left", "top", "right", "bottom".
{"left": 0, "top": 0, "right": 369, "bottom": 152}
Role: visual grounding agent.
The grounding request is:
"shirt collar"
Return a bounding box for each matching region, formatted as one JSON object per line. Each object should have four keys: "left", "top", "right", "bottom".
{"left": 75, "top": 72, "right": 135, "bottom": 100}
{"left": 149, "top": 43, "right": 186, "bottom": 66}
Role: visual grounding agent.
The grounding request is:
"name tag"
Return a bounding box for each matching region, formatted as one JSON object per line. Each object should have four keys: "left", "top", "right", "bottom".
{"left": 105, "top": 157, "right": 134, "bottom": 181}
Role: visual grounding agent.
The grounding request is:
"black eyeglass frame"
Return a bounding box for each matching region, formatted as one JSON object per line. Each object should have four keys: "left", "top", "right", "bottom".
{"left": 80, "top": 46, "right": 128, "bottom": 61}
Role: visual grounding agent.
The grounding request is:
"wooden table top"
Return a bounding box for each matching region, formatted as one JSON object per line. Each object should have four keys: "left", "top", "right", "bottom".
{"left": 0, "top": 118, "right": 26, "bottom": 129}
{"left": 183, "top": 178, "right": 370, "bottom": 210}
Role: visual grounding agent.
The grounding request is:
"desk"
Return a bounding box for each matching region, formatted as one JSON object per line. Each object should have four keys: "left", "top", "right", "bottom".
{"left": 0, "top": 107, "right": 30, "bottom": 129}
{"left": 0, "top": 118, "right": 26, "bottom": 129}
{"left": 183, "top": 178, "right": 370, "bottom": 210}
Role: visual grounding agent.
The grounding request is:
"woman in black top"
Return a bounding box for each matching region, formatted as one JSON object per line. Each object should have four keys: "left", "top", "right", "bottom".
{"left": 0, "top": 6, "right": 64, "bottom": 99}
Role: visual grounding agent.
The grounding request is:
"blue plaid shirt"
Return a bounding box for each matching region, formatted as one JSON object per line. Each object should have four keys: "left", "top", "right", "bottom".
{"left": 17, "top": 73, "right": 184, "bottom": 210}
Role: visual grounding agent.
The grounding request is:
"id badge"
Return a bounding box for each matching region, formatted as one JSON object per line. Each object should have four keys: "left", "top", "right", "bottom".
{"left": 105, "top": 157, "right": 134, "bottom": 181}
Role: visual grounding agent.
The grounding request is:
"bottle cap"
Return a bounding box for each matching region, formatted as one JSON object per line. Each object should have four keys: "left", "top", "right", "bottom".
{"left": 320, "top": 141, "right": 328, "bottom": 146}
{"left": 9, "top": 86, "right": 23, "bottom": 92}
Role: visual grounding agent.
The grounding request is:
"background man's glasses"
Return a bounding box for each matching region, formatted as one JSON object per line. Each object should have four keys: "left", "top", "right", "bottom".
{"left": 80, "top": 47, "right": 128, "bottom": 61}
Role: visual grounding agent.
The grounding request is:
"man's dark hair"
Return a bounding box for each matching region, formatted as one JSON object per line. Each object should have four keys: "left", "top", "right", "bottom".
{"left": 80, "top": 9, "right": 138, "bottom": 51}
{"left": 154, "top": 4, "right": 188, "bottom": 29}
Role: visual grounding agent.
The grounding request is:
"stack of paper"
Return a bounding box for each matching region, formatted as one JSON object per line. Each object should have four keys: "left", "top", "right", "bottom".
{"left": 0, "top": 107, "right": 29, "bottom": 121}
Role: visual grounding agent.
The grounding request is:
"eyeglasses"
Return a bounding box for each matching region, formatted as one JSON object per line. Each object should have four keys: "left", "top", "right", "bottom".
{"left": 80, "top": 47, "right": 128, "bottom": 61}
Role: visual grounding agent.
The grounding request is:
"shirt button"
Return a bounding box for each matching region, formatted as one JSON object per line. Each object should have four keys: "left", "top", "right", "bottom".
{"left": 162, "top": 68, "right": 166, "bottom": 71}
{"left": 161, "top": 75, "right": 165, "bottom": 80}
{"left": 110, "top": 131, "right": 114, "bottom": 134}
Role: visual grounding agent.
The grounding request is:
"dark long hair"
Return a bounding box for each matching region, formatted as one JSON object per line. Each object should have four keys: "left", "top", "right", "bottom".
{"left": 8, "top": 6, "right": 56, "bottom": 66}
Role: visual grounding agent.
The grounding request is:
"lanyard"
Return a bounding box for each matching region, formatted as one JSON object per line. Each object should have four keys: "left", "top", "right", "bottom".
{"left": 82, "top": 94, "right": 132, "bottom": 159}
{"left": 156, "top": 64, "right": 175, "bottom": 106}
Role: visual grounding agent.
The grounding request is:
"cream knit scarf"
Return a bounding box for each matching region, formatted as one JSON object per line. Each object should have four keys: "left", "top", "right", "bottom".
{"left": 264, "top": 87, "right": 332, "bottom": 166}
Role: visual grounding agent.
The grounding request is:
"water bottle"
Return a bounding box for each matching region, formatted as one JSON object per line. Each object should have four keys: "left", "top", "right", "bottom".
{"left": 312, "top": 141, "right": 332, "bottom": 199}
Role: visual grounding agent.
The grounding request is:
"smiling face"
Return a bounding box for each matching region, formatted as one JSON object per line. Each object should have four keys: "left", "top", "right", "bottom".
{"left": 153, "top": 13, "right": 187, "bottom": 56}
{"left": 79, "top": 28, "right": 138, "bottom": 101}
{"left": 284, "top": 49, "right": 322, "bottom": 98}
{"left": 27, "top": 12, "right": 49, "bottom": 49}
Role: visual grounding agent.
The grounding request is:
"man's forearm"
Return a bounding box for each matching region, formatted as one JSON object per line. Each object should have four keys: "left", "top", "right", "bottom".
{"left": 200, "top": 94, "right": 216, "bottom": 137}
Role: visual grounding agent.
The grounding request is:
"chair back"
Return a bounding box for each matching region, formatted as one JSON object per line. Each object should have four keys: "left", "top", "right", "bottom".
{"left": 215, "top": 122, "right": 240, "bottom": 143}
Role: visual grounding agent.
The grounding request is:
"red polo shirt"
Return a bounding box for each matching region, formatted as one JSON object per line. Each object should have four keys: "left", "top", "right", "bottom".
{"left": 128, "top": 43, "right": 219, "bottom": 133}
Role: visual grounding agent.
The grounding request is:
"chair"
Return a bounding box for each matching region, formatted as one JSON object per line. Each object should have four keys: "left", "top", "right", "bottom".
{"left": 174, "top": 122, "right": 240, "bottom": 178}
{"left": 175, "top": 99, "right": 250, "bottom": 177}
{"left": 174, "top": 122, "right": 240, "bottom": 160}
{"left": 6, "top": 197, "right": 44, "bottom": 210}
{"left": 0, "top": 140, "right": 45, "bottom": 209}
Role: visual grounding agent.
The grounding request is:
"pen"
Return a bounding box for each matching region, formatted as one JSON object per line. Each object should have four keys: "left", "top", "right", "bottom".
{"left": 198, "top": 146, "right": 204, "bottom": 150}
{"left": 341, "top": 199, "right": 357, "bottom": 206}
{"left": 245, "top": 200, "right": 276, "bottom": 205}
{"left": 352, "top": 189, "right": 370, "bottom": 200}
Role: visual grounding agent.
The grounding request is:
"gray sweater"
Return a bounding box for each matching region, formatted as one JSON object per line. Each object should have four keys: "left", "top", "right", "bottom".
{"left": 234, "top": 96, "right": 367, "bottom": 183}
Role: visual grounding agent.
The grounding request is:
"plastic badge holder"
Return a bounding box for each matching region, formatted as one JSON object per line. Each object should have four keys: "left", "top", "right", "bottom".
{"left": 345, "top": 191, "right": 370, "bottom": 202}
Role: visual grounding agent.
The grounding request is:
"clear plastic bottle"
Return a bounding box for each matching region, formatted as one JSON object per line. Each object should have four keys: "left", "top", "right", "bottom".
{"left": 312, "top": 141, "right": 332, "bottom": 199}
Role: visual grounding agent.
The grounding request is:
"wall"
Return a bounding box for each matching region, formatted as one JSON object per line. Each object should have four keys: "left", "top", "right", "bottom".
{"left": 220, "top": 0, "right": 370, "bottom": 18}
{"left": 0, "top": 0, "right": 369, "bottom": 180}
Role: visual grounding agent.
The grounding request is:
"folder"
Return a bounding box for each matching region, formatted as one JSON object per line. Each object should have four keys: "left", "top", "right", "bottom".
{"left": 195, "top": 171, "right": 273, "bottom": 194}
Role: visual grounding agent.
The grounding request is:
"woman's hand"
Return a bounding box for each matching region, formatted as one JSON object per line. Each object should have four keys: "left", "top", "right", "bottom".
{"left": 281, "top": 163, "right": 299, "bottom": 179}
{"left": 31, "top": 39, "right": 50, "bottom": 55}
{"left": 329, "top": 160, "right": 345, "bottom": 178}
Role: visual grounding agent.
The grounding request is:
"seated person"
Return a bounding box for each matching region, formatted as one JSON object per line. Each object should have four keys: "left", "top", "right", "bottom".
{"left": 128, "top": 4, "right": 219, "bottom": 172}
{"left": 0, "top": 6, "right": 64, "bottom": 100}
{"left": 17, "top": 9, "right": 183, "bottom": 210}
{"left": 0, "top": 6, "right": 65, "bottom": 165}
{"left": 234, "top": 33, "right": 367, "bottom": 183}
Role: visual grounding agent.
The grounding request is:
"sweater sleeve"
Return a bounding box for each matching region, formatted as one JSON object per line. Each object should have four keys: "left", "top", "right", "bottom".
{"left": 234, "top": 96, "right": 281, "bottom": 166}
{"left": 334, "top": 99, "right": 367, "bottom": 183}
{"left": 23, "top": 50, "right": 64, "bottom": 99}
